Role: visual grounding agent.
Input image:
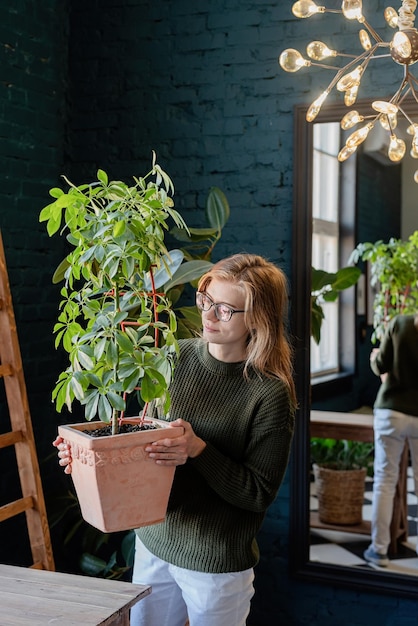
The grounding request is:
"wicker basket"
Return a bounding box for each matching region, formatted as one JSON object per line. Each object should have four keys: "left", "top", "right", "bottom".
{"left": 313, "top": 463, "right": 367, "bottom": 525}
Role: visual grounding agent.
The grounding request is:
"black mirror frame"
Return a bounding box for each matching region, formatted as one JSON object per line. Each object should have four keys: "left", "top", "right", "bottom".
{"left": 289, "top": 101, "right": 418, "bottom": 599}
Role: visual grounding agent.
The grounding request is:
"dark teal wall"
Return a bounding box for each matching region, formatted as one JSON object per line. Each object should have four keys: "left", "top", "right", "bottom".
{"left": 66, "top": 0, "right": 294, "bottom": 276}
{"left": 0, "top": 1, "right": 69, "bottom": 563}
{"left": 0, "top": 0, "right": 69, "bottom": 417}
{"left": 1, "top": 0, "right": 418, "bottom": 623}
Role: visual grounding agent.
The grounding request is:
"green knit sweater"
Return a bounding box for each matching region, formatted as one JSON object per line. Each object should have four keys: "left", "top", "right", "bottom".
{"left": 136, "top": 338, "right": 295, "bottom": 573}
{"left": 372, "top": 314, "right": 418, "bottom": 417}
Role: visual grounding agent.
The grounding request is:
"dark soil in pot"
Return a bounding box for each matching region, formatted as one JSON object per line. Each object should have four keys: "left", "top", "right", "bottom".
{"left": 84, "top": 423, "right": 158, "bottom": 437}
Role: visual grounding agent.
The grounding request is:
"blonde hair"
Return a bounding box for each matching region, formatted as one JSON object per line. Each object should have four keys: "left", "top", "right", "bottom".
{"left": 198, "top": 253, "right": 297, "bottom": 408}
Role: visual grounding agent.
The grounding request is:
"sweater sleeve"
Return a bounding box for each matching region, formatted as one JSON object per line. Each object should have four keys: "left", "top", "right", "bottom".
{"left": 371, "top": 319, "right": 395, "bottom": 376}
{"left": 189, "top": 384, "right": 294, "bottom": 513}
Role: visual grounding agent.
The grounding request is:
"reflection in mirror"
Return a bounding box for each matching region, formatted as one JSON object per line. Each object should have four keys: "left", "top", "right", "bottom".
{"left": 290, "top": 99, "right": 418, "bottom": 599}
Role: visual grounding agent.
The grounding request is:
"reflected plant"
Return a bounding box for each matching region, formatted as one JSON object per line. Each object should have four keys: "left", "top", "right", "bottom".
{"left": 349, "top": 231, "right": 418, "bottom": 342}
{"left": 310, "top": 437, "right": 374, "bottom": 474}
{"left": 311, "top": 265, "right": 362, "bottom": 344}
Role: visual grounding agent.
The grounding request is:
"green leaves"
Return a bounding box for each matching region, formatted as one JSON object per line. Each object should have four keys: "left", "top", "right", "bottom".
{"left": 170, "top": 185, "right": 231, "bottom": 262}
{"left": 206, "top": 186, "right": 230, "bottom": 231}
{"left": 41, "top": 163, "right": 235, "bottom": 429}
{"left": 311, "top": 437, "right": 374, "bottom": 473}
{"left": 97, "top": 169, "right": 108, "bottom": 186}
{"left": 164, "top": 259, "right": 213, "bottom": 292}
{"left": 311, "top": 266, "right": 361, "bottom": 344}
{"left": 41, "top": 158, "right": 188, "bottom": 428}
{"left": 350, "top": 232, "right": 418, "bottom": 342}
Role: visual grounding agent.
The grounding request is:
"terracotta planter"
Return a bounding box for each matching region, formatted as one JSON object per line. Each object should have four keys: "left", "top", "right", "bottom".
{"left": 58, "top": 419, "right": 183, "bottom": 533}
{"left": 313, "top": 463, "right": 367, "bottom": 526}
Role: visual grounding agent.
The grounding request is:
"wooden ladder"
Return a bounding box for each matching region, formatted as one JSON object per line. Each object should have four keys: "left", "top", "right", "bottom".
{"left": 0, "top": 232, "right": 54, "bottom": 570}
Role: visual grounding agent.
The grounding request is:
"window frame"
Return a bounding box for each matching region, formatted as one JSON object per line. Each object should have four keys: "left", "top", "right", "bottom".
{"left": 310, "top": 121, "right": 357, "bottom": 386}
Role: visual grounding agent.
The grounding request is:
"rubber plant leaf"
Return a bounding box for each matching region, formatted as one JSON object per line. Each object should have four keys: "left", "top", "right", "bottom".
{"left": 206, "top": 186, "right": 230, "bottom": 231}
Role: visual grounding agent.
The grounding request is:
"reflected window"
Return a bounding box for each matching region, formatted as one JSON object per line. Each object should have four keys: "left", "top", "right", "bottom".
{"left": 311, "top": 122, "right": 340, "bottom": 376}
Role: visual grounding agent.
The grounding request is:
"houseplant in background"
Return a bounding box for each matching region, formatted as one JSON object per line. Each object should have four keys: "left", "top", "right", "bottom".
{"left": 310, "top": 437, "right": 374, "bottom": 526}
{"left": 47, "top": 487, "right": 136, "bottom": 580}
{"left": 311, "top": 265, "right": 361, "bottom": 344}
{"left": 166, "top": 185, "right": 231, "bottom": 338}
{"left": 349, "top": 231, "right": 418, "bottom": 343}
{"left": 40, "top": 152, "right": 199, "bottom": 533}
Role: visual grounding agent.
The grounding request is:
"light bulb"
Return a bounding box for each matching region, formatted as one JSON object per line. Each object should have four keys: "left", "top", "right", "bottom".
{"left": 344, "top": 85, "right": 359, "bottom": 106}
{"left": 391, "top": 31, "right": 412, "bottom": 61}
{"left": 388, "top": 135, "right": 406, "bottom": 161}
{"left": 372, "top": 101, "right": 399, "bottom": 115}
{"left": 306, "top": 90, "right": 329, "bottom": 122}
{"left": 390, "top": 29, "right": 418, "bottom": 65}
{"left": 338, "top": 145, "right": 357, "bottom": 162}
{"left": 292, "top": 0, "right": 325, "bottom": 18}
{"left": 379, "top": 114, "right": 398, "bottom": 130}
{"left": 346, "top": 123, "right": 373, "bottom": 147}
{"left": 373, "top": 101, "right": 398, "bottom": 130}
{"left": 306, "top": 41, "right": 337, "bottom": 60}
{"left": 410, "top": 146, "right": 418, "bottom": 158}
{"left": 341, "top": 110, "right": 364, "bottom": 130}
{"left": 279, "top": 49, "right": 310, "bottom": 72}
{"left": 337, "top": 66, "right": 363, "bottom": 91}
{"left": 384, "top": 7, "right": 398, "bottom": 28}
{"left": 414, "top": 170, "right": 418, "bottom": 183}
{"left": 407, "top": 123, "right": 418, "bottom": 135}
{"left": 359, "top": 29, "right": 371, "bottom": 50}
{"left": 342, "top": 0, "right": 363, "bottom": 21}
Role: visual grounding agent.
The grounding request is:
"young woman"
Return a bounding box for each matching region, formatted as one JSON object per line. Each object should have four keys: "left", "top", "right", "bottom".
{"left": 54, "top": 253, "right": 297, "bottom": 626}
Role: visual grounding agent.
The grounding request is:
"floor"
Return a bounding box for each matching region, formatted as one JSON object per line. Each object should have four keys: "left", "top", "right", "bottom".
{"left": 310, "top": 466, "right": 418, "bottom": 575}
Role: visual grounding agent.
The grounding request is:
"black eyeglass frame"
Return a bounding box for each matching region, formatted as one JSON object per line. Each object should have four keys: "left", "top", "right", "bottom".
{"left": 195, "top": 291, "right": 246, "bottom": 322}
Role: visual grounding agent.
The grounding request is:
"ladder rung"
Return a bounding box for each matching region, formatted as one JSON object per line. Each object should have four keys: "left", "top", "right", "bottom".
{"left": 0, "top": 363, "right": 13, "bottom": 377}
{"left": 0, "top": 496, "right": 35, "bottom": 522}
{"left": 0, "top": 230, "right": 55, "bottom": 570}
{"left": 0, "top": 430, "right": 24, "bottom": 449}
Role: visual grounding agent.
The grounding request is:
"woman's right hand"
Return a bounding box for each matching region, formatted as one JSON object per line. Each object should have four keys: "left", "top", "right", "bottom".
{"left": 52, "top": 436, "right": 73, "bottom": 474}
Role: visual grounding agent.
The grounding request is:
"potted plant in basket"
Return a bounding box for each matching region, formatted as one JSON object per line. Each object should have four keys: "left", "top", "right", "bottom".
{"left": 310, "top": 437, "right": 374, "bottom": 526}
{"left": 40, "top": 152, "right": 193, "bottom": 533}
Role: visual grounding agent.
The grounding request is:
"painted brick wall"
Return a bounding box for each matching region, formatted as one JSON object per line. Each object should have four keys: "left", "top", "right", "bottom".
{"left": 0, "top": 1, "right": 69, "bottom": 564}
{"left": 66, "top": 0, "right": 295, "bottom": 276}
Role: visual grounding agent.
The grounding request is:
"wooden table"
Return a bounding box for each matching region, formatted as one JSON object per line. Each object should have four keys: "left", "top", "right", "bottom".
{"left": 310, "top": 410, "right": 375, "bottom": 443}
{"left": 310, "top": 410, "right": 409, "bottom": 553}
{"left": 0, "top": 564, "right": 151, "bottom": 625}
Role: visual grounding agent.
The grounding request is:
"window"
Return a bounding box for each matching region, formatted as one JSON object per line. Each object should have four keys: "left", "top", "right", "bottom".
{"left": 311, "top": 121, "right": 356, "bottom": 379}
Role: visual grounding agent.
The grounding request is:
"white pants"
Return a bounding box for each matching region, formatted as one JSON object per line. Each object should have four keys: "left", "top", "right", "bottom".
{"left": 130, "top": 537, "right": 255, "bottom": 626}
{"left": 371, "top": 408, "right": 418, "bottom": 554}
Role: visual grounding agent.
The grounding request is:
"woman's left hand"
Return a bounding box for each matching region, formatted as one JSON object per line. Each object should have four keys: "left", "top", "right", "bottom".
{"left": 145, "top": 419, "right": 206, "bottom": 466}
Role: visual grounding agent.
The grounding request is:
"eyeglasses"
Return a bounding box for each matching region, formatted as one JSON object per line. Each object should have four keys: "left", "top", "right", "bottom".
{"left": 195, "top": 291, "right": 246, "bottom": 323}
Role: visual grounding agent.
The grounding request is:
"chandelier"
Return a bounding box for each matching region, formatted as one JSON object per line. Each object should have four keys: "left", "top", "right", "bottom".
{"left": 279, "top": 0, "right": 418, "bottom": 182}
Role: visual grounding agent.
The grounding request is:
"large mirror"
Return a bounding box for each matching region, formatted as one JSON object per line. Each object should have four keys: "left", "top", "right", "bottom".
{"left": 290, "top": 99, "right": 418, "bottom": 598}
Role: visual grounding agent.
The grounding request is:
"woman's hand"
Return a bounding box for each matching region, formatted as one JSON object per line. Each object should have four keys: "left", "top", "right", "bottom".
{"left": 52, "top": 436, "right": 73, "bottom": 474}
{"left": 370, "top": 347, "right": 380, "bottom": 361}
{"left": 145, "top": 419, "right": 206, "bottom": 466}
{"left": 52, "top": 419, "right": 207, "bottom": 471}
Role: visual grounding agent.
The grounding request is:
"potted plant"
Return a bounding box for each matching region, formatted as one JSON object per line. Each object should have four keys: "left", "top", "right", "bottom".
{"left": 310, "top": 437, "right": 374, "bottom": 525}
{"left": 40, "top": 153, "right": 193, "bottom": 533}
{"left": 349, "top": 231, "right": 418, "bottom": 342}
